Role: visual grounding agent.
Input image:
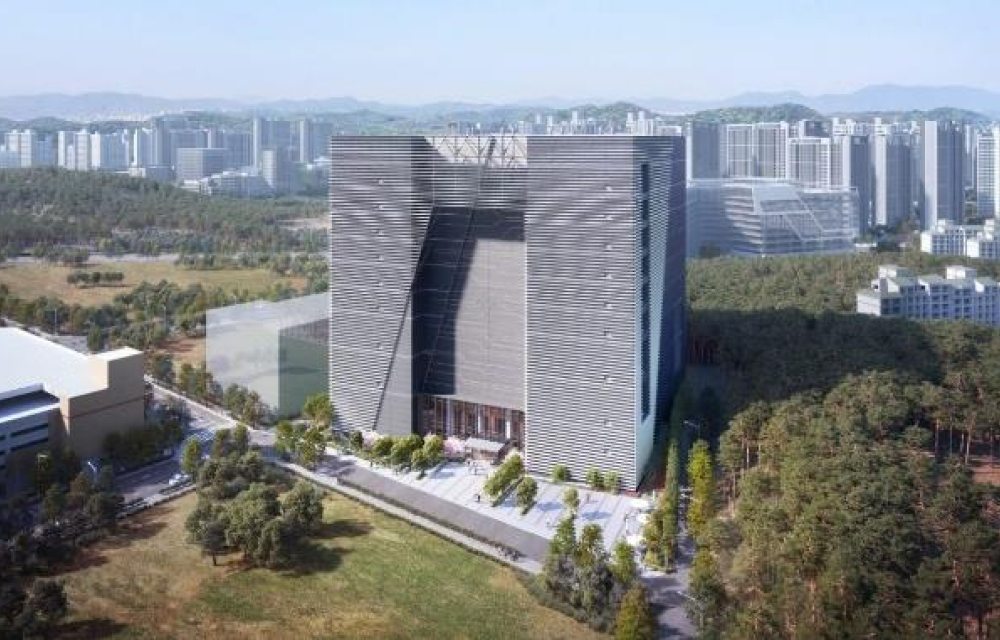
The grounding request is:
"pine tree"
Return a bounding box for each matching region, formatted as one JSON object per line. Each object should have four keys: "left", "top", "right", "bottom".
{"left": 615, "top": 586, "right": 656, "bottom": 640}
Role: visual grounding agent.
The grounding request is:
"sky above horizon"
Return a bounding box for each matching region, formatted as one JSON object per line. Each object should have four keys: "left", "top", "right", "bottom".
{"left": 3, "top": 0, "right": 998, "bottom": 103}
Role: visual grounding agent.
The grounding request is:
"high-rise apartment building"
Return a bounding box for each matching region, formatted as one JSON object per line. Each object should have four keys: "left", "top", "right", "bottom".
{"left": 794, "top": 119, "right": 825, "bottom": 138}
{"left": 873, "top": 132, "right": 913, "bottom": 227}
{"left": 298, "top": 119, "right": 313, "bottom": 164}
{"left": 724, "top": 124, "right": 755, "bottom": 178}
{"left": 261, "top": 148, "right": 291, "bottom": 193}
{"left": 3, "top": 130, "right": 54, "bottom": 168}
{"left": 685, "top": 122, "right": 721, "bottom": 181}
{"left": 787, "top": 137, "right": 833, "bottom": 189}
{"left": 176, "top": 147, "right": 227, "bottom": 182}
{"left": 723, "top": 122, "right": 788, "bottom": 180}
{"left": 976, "top": 127, "right": 999, "bottom": 217}
{"left": 328, "top": 135, "right": 686, "bottom": 489}
{"left": 90, "top": 132, "right": 128, "bottom": 171}
{"left": 833, "top": 134, "right": 873, "bottom": 233}
{"left": 922, "top": 121, "right": 965, "bottom": 229}
{"left": 753, "top": 122, "right": 789, "bottom": 179}
{"left": 222, "top": 132, "right": 253, "bottom": 169}
{"left": 168, "top": 129, "right": 209, "bottom": 168}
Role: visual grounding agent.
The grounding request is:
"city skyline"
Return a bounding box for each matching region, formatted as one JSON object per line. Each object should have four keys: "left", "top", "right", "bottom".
{"left": 2, "top": 0, "right": 998, "bottom": 103}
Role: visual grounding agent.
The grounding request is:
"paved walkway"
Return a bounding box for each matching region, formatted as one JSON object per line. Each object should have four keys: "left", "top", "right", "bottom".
{"left": 315, "top": 455, "right": 553, "bottom": 561}
{"left": 322, "top": 454, "right": 639, "bottom": 555}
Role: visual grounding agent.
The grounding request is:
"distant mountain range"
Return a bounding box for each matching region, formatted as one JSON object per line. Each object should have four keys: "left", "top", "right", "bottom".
{"left": 639, "top": 84, "right": 1000, "bottom": 116}
{"left": 1, "top": 84, "right": 999, "bottom": 121}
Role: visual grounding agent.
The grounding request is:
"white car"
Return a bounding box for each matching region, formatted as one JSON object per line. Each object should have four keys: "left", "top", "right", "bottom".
{"left": 167, "top": 472, "right": 191, "bottom": 487}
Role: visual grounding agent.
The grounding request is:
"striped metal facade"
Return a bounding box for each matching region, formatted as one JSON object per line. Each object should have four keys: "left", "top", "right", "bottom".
{"left": 329, "top": 135, "right": 686, "bottom": 489}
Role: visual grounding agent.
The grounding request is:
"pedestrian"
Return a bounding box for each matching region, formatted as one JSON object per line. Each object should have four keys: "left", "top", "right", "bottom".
{"left": 474, "top": 493, "right": 480, "bottom": 503}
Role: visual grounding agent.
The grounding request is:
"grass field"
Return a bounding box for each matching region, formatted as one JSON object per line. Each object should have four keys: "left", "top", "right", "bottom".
{"left": 58, "top": 492, "right": 605, "bottom": 640}
{"left": 0, "top": 263, "right": 306, "bottom": 306}
{"left": 162, "top": 336, "right": 205, "bottom": 370}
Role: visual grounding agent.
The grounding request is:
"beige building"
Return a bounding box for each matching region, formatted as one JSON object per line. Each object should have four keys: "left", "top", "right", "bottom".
{"left": 0, "top": 328, "right": 145, "bottom": 496}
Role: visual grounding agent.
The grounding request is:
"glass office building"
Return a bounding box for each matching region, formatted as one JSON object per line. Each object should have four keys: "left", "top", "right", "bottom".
{"left": 206, "top": 293, "right": 329, "bottom": 418}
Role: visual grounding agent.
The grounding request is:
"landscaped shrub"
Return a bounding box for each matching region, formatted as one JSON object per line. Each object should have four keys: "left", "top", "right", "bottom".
{"left": 586, "top": 468, "right": 605, "bottom": 491}
{"left": 551, "top": 465, "right": 570, "bottom": 484}
{"left": 371, "top": 436, "right": 395, "bottom": 460}
{"left": 390, "top": 435, "right": 424, "bottom": 468}
{"left": 516, "top": 476, "right": 538, "bottom": 514}
{"left": 484, "top": 454, "right": 524, "bottom": 500}
{"left": 604, "top": 472, "right": 621, "bottom": 494}
{"left": 349, "top": 430, "right": 364, "bottom": 451}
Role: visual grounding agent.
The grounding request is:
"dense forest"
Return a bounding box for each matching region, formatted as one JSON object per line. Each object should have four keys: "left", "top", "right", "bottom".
{"left": 689, "top": 104, "right": 822, "bottom": 124}
{"left": 684, "top": 254, "right": 1000, "bottom": 639}
{"left": 0, "top": 169, "right": 326, "bottom": 254}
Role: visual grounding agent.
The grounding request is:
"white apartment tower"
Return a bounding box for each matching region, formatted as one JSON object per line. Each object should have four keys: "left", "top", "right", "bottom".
{"left": 753, "top": 122, "right": 789, "bottom": 179}
{"left": 976, "top": 127, "right": 999, "bottom": 218}
{"left": 724, "top": 124, "right": 755, "bottom": 178}
{"left": 787, "top": 137, "right": 833, "bottom": 189}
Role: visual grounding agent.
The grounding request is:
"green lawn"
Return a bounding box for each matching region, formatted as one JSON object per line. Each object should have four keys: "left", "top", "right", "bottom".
{"left": 58, "top": 491, "right": 604, "bottom": 640}
{"left": 0, "top": 262, "right": 305, "bottom": 307}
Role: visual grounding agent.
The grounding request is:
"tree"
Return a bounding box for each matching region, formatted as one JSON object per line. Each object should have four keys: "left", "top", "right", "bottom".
{"left": 274, "top": 420, "right": 300, "bottom": 459}
{"left": 87, "top": 324, "right": 104, "bottom": 352}
{"left": 32, "top": 453, "right": 56, "bottom": 495}
{"left": 686, "top": 440, "right": 715, "bottom": 542}
{"left": 516, "top": 476, "right": 538, "bottom": 514}
{"left": 41, "top": 484, "right": 66, "bottom": 524}
{"left": 551, "top": 465, "right": 570, "bottom": 484}
{"left": 410, "top": 448, "right": 429, "bottom": 471}
{"left": 186, "top": 498, "right": 227, "bottom": 566}
{"left": 562, "top": 487, "right": 580, "bottom": 514}
{"left": 67, "top": 471, "right": 93, "bottom": 511}
{"left": 224, "top": 484, "right": 281, "bottom": 562}
{"left": 283, "top": 481, "right": 324, "bottom": 534}
{"left": 586, "top": 468, "right": 605, "bottom": 491}
{"left": 211, "top": 428, "right": 230, "bottom": 459}
{"left": 550, "top": 512, "right": 577, "bottom": 558}
{"left": 483, "top": 454, "right": 524, "bottom": 500}
{"left": 389, "top": 434, "right": 423, "bottom": 468}
{"left": 301, "top": 393, "right": 334, "bottom": 429}
{"left": 232, "top": 423, "right": 250, "bottom": 456}
{"left": 297, "top": 425, "right": 327, "bottom": 469}
{"left": 604, "top": 472, "right": 621, "bottom": 494}
{"left": 199, "top": 518, "right": 227, "bottom": 566}
{"left": 15, "top": 581, "right": 68, "bottom": 638}
{"left": 256, "top": 516, "right": 294, "bottom": 568}
{"left": 348, "top": 430, "right": 364, "bottom": 451}
{"left": 85, "top": 491, "right": 123, "bottom": 530}
{"left": 576, "top": 524, "right": 605, "bottom": 569}
{"left": 181, "top": 438, "right": 202, "bottom": 476}
{"left": 615, "top": 586, "right": 656, "bottom": 640}
{"left": 421, "top": 434, "right": 444, "bottom": 465}
{"left": 610, "top": 540, "right": 638, "bottom": 587}
{"left": 94, "top": 465, "right": 115, "bottom": 493}
{"left": 371, "top": 436, "right": 394, "bottom": 460}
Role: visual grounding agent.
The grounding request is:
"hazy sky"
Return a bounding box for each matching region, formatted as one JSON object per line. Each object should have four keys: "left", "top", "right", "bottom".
{"left": 2, "top": 0, "right": 997, "bottom": 103}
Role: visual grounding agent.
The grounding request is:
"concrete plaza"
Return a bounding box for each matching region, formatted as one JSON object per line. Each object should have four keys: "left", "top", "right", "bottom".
{"left": 329, "top": 455, "right": 643, "bottom": 554}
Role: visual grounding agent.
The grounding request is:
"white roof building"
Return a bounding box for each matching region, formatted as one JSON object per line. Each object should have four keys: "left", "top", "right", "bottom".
{"left": 857, "top": 265, "right": 1000, "bottom": 326}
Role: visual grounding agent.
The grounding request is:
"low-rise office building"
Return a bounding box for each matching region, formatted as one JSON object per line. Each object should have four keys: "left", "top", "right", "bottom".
{"left": 920, "top": 220, "right": 985, "bottom": 256}
{"left": 687, "top": 179, "right": 859, "bottom": 257}
{"left": 857, "top": 265, "right": 1000, "bottom": 326}
{"left": 0, "top": 328, "right": 145, "bottom": 497}
{"left": 206, "top": 293, "right": 329, "bottom": 417}
{"left": 920, "top": 218, "right": 1000, "bottom": 258}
